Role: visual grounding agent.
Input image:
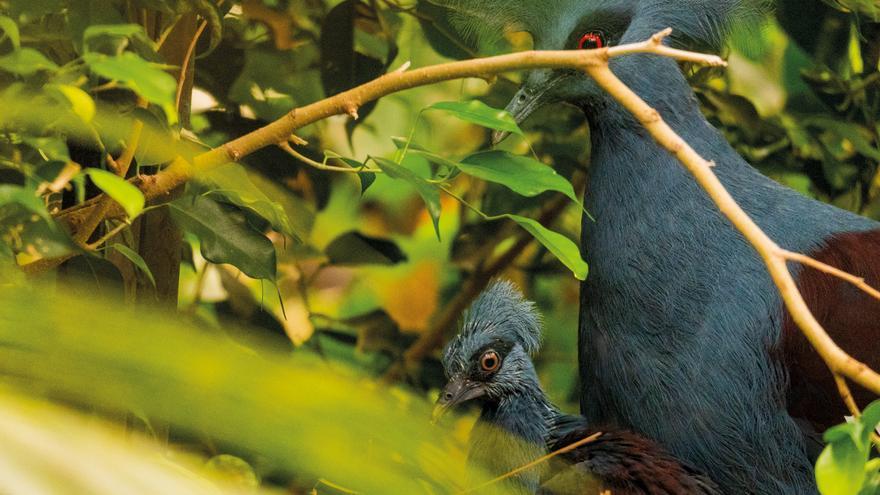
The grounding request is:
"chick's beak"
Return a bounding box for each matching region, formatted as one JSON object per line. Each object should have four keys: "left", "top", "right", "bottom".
{"left": 431, "top": 377, "right": 486, "bottom": 424}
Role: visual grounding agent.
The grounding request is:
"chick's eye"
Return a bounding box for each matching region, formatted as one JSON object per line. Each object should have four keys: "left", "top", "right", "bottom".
{"left": 578, "top": 32, "right": 605, "bottom": 50}
{"left": 480, "top": 351, "right": 501, "bottom": 372}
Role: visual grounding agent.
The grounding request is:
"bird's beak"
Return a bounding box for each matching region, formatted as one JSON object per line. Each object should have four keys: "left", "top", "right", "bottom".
{"left": 491, "top": 70, "right": 569, "bottom": 146}
{"left": 431, "top": 377, "right": 486, "bottom": 424}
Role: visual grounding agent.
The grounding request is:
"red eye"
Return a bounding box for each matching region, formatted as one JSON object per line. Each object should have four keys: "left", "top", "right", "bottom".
{"left": 578, "top": 32, "right": 605, "bottom": 50}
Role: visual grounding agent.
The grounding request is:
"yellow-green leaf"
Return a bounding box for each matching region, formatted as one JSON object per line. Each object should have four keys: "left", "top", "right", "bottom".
{"left": 428, "top": 100, "right": 523, "bottom": 135}
{"left": 54, "top": 84, "right": 96, "bottom": 123}
{"left": 85, "top": 169, "right": 145, "bottom": 219}
{"left": 0, "top": 48, "right": 58, "bottom": 76}
{"left": 0, "top": 15, "right": 20, "bottom": 49}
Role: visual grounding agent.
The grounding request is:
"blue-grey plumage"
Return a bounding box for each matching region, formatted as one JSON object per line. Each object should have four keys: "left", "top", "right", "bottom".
{"left": 436, "top": 280, "right": 722, "bottom": 495}
{"left": 437, "top": 2, "right": 880, "bottom": 493}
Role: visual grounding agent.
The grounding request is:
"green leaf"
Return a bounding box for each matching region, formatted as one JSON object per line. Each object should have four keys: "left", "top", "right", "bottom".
{"left": 85, "top": 169, "right": 145, "bottom": 219}
{"left": 816, "top": 437, "right": 868, "bottom": 495}
{"left": 0, "top": 185, "right": 50, "bottom": 221}
{"left": 851, "top": 400, "right": 880, "bottom": 451}
{"left": 428, "top": 100, "right": 523, "bottom": 135}
{"left": 390, "top": 137, "right": 462, "bottom": 172}
{"left": 371, "top": 156, "right": 441, "bottom": 239}
{"left": 459, "top": 151, "right": 579, "bottom": 203}
{"left": 0, "top": 286, "right": 477, "bottom": 495}
{"left": 0, "top": 15, "right": 21, "bottom": 49}
{"left": 200, "top": 163, "right": 296, "bottom": 239}
{"left": 52, "top": 84, "right": 96, "bottom": 122}
{"left": 341, "top": 157, "right": 377, "bottom": 194}
{"left": 805, "top": 117, "right": 880, "bottom": 162}
{"left": 0, "top": 48, "right": 58, "bottom": 76}
{"left": 109, "top": 243, "right": 156, "bottom": 288}
{"left": 325, "top": 151, "right": 376, "bottom": 194}
{"left": 325, "top": 231, "right": 407, "bottom": 265}
{"left": 83, "top": 24, "right": 146, "bottom": 43}
{"left": 83, "top": 52, "right": 177, "bottom": 123}
{"left": 169, "top": 196, "right": 276, "bottom": 281}
{"left": 503, "top": 214, "right": 588, "bottom": 280}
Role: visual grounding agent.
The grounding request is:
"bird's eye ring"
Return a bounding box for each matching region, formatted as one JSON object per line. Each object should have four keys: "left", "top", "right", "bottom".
{"left": 480, "top": 351, "right": 501, "bottom": 372}
{"left": 578, "top": 31, "right": 605, "bottom": 50}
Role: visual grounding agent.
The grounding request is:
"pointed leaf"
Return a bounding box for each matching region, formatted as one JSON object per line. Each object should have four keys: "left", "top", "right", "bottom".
{"left": 200, "top": 163, "right": 295, "bottom": 239}
{"left": 504, "top": 214, "right": 588, "bottom": 280}
{"left": 85, "top": 169, "right": 145, "bottom": 219}
{"left": 83, "top": 52, "right": 177, "bottom": 123}
{"left": 0, "top": 48, "right": 58, "bottom": 76}
{"left": 325, "top": 231, "right": 407, "bottom": 265}
{"left": 169, "top": 196, "right": 276, "bottom": 281}
{"left": 428, "top": 100, "right": 522, "bottom": 135}
{"left": 109, "top": 243, "right": 156, "bottom": 288}
{"left": 371, "top": 156, "right": 441, "bottom": 239}
{"left": 0, "top": 15, "right": 21, "bottom": 49}
{"left": 53, "top": 84, "right": 96, "bottom": 122}
{"left": 460, "top": 151, "right": 579, "bottom": 203}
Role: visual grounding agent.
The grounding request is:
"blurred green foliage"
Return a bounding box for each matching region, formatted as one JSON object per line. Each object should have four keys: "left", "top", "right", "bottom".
{"left": 0, "top": 0, "right": 878, "bottom": 492}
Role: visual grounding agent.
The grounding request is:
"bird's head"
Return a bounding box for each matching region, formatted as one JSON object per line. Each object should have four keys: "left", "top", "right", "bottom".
{"left": 438, "top": 0, "right": 766, "bottom": 142}
{"left": 433, "top": 280, "right": 543, "bottom": 422}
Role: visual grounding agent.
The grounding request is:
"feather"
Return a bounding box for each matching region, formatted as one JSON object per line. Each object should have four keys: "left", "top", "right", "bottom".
{"left": 429, "top": 0, "right": 769, "bottom": 52}
{"left": 626, "top": 0, "right": 770, "bottom": 51}
{"left": 459, "top": 279, "right": 543, "bottom": 355}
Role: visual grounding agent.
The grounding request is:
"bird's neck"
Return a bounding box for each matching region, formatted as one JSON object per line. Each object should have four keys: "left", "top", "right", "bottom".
{"left": 469, "top": 375, "right": 560, "bottom": 494}
{"left": 582, "top": 57, "right": 749, "bottom": 219}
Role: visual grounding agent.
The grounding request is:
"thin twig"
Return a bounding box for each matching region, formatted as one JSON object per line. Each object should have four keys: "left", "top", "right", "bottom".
{"left": 87, "top": 221, "right": 130, "bottom": 250}
{"left": 175, "top": 20, "right": 207, "bottom": 112}
{"left": 780, "top": 249, "right": 880, "bottom": 302}
{"left": 835, "top": 374, "right": 861, "bottom": 417}
{"left": 458, "top": 432, "right": 603, "bottom": 494}
{"left": 277, "top": 141, "right": 382, "bottom": 174}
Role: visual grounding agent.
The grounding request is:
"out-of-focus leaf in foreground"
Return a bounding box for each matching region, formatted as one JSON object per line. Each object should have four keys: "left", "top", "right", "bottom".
{"left": 0, "top": 285, "right": 495, "bottom": 494}
{"left": 0, "top": 393, "right": 280, "bottom": 495}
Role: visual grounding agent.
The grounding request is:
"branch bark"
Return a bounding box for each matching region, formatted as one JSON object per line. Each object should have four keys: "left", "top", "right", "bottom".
{"left": 47, "top": 37, "right": 724, "bottom": 238}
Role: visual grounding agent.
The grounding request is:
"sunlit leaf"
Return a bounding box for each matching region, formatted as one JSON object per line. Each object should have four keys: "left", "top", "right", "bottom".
{"left": 83, "top": 23, "right": 147, "bottom": 44}
{"left": 52, "top": 84, "right": 96, "bottom": 123}
{"left": 85, "top": 169, "right": 145, "bottom": 219}
{"left": 816, "top": 437, "right": 867, "bottom": 495}
{"left": 428, "top": 100, "right": 523, "bottom": 135}
{"left": 0, "top": 393, "right": 278, "bottom": 495}
{"left": 83, "top": 52, "right": 177, "bottom": 123}
{"left": 0, "top": 15, "right": 21, "bottom": 49}
{"left": 0, "top": 286, "right": 493, "bottom": 494}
